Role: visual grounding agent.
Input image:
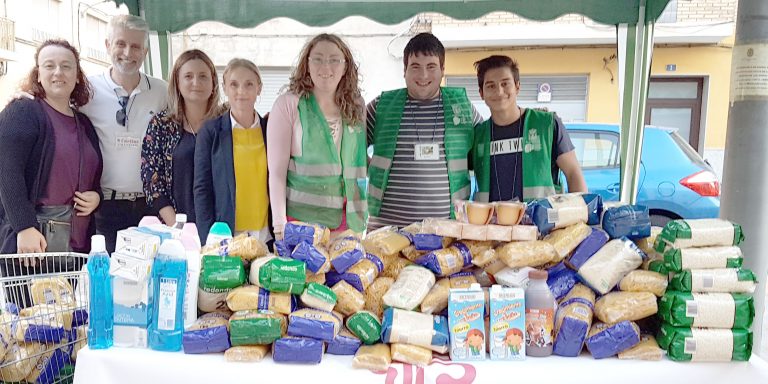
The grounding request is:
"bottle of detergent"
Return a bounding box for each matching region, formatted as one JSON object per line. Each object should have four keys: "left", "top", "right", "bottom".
{"left": 180, "top": 222, "right": 201, "bottom": 329}
{"left": 87, "top": 235, "right": 113, "bottom": 349}
{"left": 206, "top": 221, "right": 233, "bottom": 247}
{"left": 148, "top": 239, "right": 187, "bottom": 351}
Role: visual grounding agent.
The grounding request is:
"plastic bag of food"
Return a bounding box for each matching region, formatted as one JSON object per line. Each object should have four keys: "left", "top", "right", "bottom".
{"left": 449, "top": 271, "right": 478, "bottom": 289}
{"left": 617, "top": 334, "right": 663, "bottom": 361}
{"left": 585, "top": 321, "right": 641, "bottom": 359}
{"left": 553, "top": 284, "right": 596, "bottom": 357}
{"left": 546, "top": 262, "right": 578, "bottom": 301}
{"left": 485, "top": 225, "right": 512, "bottom": 242}
{"left": 346, "top": 311, "right": 382, "bottom": 345}
{"left": 497, "top": 241, "right": 557, "bottom": 269}
{"left": 337, "top": 253, "right": 384, "bottom": 292}
{"left": 618, "top": 270, "right": 668, "bottom": 297}
{"left": 594, "top": 291, "right": 658, "bottom": 324}
{"left": 634, "top": 226, "right": 663, "bottom": 255}
{"left": 382, "top": 266, "right": 436, "bottom": 310}
{"left": 229, "top": 310, "right": 286, "bottom": 346}
{"left": 423, "top": 218, "right": 463, "bottom": 239}
{"left": 254, "top": 257, "right": 306, "bottom": 294}
{"left": 381, "top": 308, "right": 449, "bottom": 352}
{"left": 543, "top": 222, "right": 592, "bottom": 262}
{"left": 364, "top": 277, "right": 394, "bottom": 318}
{"left": 391, "top": 343, "right": 432, "bottom": 367}
{"left": 200, "top": 255, "right": 247, "bottom": 309}
{"left": 332, "top": 281, "right": 366, "bottom": 317}
{"left": 300, "top": 282, "right": 337, "bottom": 312}
{"left": 602, "top": 205, "right": 651, "bottom": 239}
{"left": 657, "top": 323, "right": 752, "bottom": 362}
{"left": 287, "top": 308, "right": 341, "bottom": 342}
{"left": 327, "top": 328, "right": 362, "bottom": 355}
{"left": 284, "top": 221, "right": 330, "bottom": 248}
{"left": 654, "top": 219, "right": 744, "bottom": 253}
{"left": 658, "top": 291, "right": 754, "bottom": 328}
{"left": 273, "top": 240, "right": 292, "bottom": 258}
{"left": 401, "top": 222, "right": 444, "bottom": 251}
{"left": 182, "top": 311, "right": 231, "bottom": 354}
{"left": 272, "top": 336, "right": 324, "bottom": 364}
{"left": 416, "top": 242, "right": 472, "bottom": 277}
{"left": 352, "top": 343, "right": 391, "bottom": 371}
{"left": 15, "top": 305, "right": 70, "bottom": 343}
{"left": 493, "top": 266, "right": 536, "bottom": 288}
{"left": 460, "top": 223, "right": 488, "bottom": 241}
{"left": 197, "top": 286, "right": 230, "bottom": 313}
{"left": 577, "top": 238, "right": 645, "bottom": 295}
{"left": 380, "top": 254, "right": 412, "bottom": 279}
{"left": 663, "top": 246, "right": 743, "bottom": 272}
{"left": 0, "top": 342, "right": 45, "bottom": 381}
{"left": 401, "top": 245, "right": 428, "bottom": 262}
{"left": 527, "top": 193, "right": 602, "bottom": 236}
{"left": 328, "top": 235, "right": 365, "bottom": 273}
{"left": 290, "top": 242, "right": 331, "bottom": 274}
{"left": 565, "top": 228, "right": 609, "bottom": 271}
{"left": 420, "top": 278, "right": 450, "bottom": 315}
{"left": 226, "top": 286, "right": 296, "bottom": 314}
{"left": 364, "top": 226, "right": 411, "bottom": 257}
{"left": 24, "top": 347, "right": 70, "bottom": 384}
{"left": 215, "top": 232, "right": 269, "bottom": 262}
{"left": 30, "top": 277, "right": 75, "bottom": 307}
{"left": 669, "top": 268, "right": 757, "bottom": 293}
{"left": 224, "top": 345, "right": 270, "bottom": 362}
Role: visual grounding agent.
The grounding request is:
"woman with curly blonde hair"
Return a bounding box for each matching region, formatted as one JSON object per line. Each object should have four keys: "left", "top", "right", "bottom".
{"left": 268, "top": 33, "right": 368, "bottom": 237}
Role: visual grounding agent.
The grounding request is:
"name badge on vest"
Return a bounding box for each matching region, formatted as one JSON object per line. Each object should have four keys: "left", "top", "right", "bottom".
{"left": 116, "top": 135, "right": 142, "bottom": 150}
{"left": 414, "top": 143, "right": 439, "bottom": 161}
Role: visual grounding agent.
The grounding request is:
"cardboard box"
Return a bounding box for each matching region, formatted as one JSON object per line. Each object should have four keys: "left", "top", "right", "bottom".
{"left": 489, "top": 285, "right": 526, "bottom": 360}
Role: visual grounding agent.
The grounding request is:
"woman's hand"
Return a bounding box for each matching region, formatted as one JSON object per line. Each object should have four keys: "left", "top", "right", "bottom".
{"left": 17, "top": 227, "right": 47, "bottom": 266}
{"left": 74, "top": 191, "right": 101, "bottom": 217}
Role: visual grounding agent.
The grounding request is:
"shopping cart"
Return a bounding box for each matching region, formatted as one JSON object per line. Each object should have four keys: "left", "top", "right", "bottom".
{"left": 0, "top": 253, "right": 89, "bottom": 384}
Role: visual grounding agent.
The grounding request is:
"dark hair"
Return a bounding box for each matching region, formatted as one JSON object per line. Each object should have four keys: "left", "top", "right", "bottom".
{"left": 167, "top": 49, "right": 223, "bottom": 123}
{"left": 403, "top": 32, "right": 445, "bottom": 68}
{"left": 20, "top": 39, "right": 92, "bottom": 107}
{"left": 473, "top": 55, "right": 520, "bottom": 90}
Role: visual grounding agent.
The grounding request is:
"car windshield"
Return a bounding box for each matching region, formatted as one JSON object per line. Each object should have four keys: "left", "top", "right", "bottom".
{"left": 668, "top": 130, "right": 709, "bottom": 169}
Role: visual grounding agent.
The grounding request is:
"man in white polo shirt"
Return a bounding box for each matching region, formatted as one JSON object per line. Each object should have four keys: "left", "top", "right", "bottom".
{"left": 80, "top": 15, "right": 167, "bottom": 252}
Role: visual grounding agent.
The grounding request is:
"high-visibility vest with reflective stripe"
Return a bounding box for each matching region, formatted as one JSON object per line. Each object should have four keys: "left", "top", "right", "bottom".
{"left": 472, "top": 108, "right": 561, "bottom": 202}
{"left": 286, "top": 94, "right": 368, "bottom": 232}
{"left": 368, "top": 87, "right": 474, "bottom": 218}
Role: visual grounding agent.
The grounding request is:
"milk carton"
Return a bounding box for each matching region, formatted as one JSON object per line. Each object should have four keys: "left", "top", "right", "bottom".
{"left": 489, "top": 285, "right": 526, "bottom": 360}
{"left": 110, "top": 248, "right": 154, "bottom": 348}
{"left": 448, "top": 284, "right": 486, "bottom": 361}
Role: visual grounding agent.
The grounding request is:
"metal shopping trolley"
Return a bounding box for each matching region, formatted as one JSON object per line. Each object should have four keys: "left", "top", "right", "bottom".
{"left": 0, "top": 253, "right": 89, "bottom": 384}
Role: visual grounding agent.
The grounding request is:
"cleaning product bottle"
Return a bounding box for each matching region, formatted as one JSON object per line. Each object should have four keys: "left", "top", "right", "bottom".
{"left": 148, "top": 239, "right": 187, "bottom": 351}
{"left": 525, "top": 269, "right": 555, "bottom": 357}
{"left": 206, "top": 221, "right": 232, "bottom": 247}
{"left": 138, "top": 215, "right": 162, "bottom": 227}
{"left": 87, "top": 235, "right": 113, "bottom": 349}
{"left": 180, "top": 222, "right": 201, "bottom": 329}
{"left": 173, "top": 213, "right": 187, "bottom": 230}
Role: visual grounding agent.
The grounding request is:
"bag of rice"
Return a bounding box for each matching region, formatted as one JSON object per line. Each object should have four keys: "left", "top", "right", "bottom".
{"left": 577, "top": 238, "right": 645, "bottom": 295}
{"left": 346, "top": 311, "right": 382, "bottom": 345}
{"left": 332, "top": 281, "right": 366, "bottom": 317}
{"left": 566, "top": 228, "right": 609, "bottom": 271}
{"left": 658, "top": 291, "right": 754, "bottom": 329}
{"left": 381, "top": 308, "right": 449, "bottom": 352}
{"left": 182, "top": 311, "right": 231, "bottom": 354}
{"left": 382, "top": 265, "right": 436, "bottom": 310}
{"left": 553, "top": 284, "right": 595, "bottom": 357}
{"left": 663, "top": 246, "right": 743, "bottom": 272}
{"left": 401, "top": 222, "right": 444, "bottom": 251}
{"left": 618, "top": 270, "right": 668, "bottom": 297}
{"left": 601, "top": 205, "right": 652, "bottom": 239}
{"left": 594, "top": 292, "right": 658, "bottom": 324}
{"left": 654, "top": 219, "right": 744, "bottom": 253}
{"left": 290, "top": 242, "right": 331, "bottom": 274}
{"left": 328, "top": 235, "right": 365, "bottom": 273}
{"left": 669, "top": 268, "right": 757, "bottom": 293}
{"left": 225, "top": 286, "right": 296, "bottom": 314}
{"left": 300, "top": 283, "right": 337, "bottom": 312}
{"left": 420, "top": 278, "right": 450, "bottom": 315}
{"left": 527, "top": 193, "right": 602, "bottom": 236}
{"left": 352, "top": 343, "right": 391, "bottom": 371}
{"left": 30, "top": 277, "right": 75, "bottom": 308}
{"left": 327, "top": 328, "right": 362, "bottom": 355}
{"left": 287, "top": 308, "right": 341, "bottom": 342}
{"left": 380, "top": 254, "right": 412, "bottom": 279}
{"left": 229, "top": 310, "right": 286, "bottom": 346}
{"left": 634, "top": 226, "right": 663, "bottom": 255}
{"left": 617, "top": 334, "right": 663, "bottom": 361}
{"left": 24, "top": 347, "right": 70, "bottom": 384}
{"left": 416, "top": 242, "right": 472, "bottom": 277}
{"left": 543, "top": 222, "right": 592, "bottom": 262}
{"left": 0, "top": 342, "right": 45, "bottom": 381}
{"left": 201, "top": 255, "right": 247, "bottom": 289}
{"left": 224, "top": 345, "right": 270, "bottom": 362}
{"left": 546, "top": 262, "right": 578, "bottom": 301}
{"left": 364, "top": 226, "right": 411, "bottom": 257}
{"left": 284, "top": 221, "right": 330, "bottom": 249}
{"left": 391, "top": 343, "right": 432, "bottom": 367}
{"left": 272, "top": 336, "right": 324, "bottom": 364}
{"left": 197, "top": 286, "right": 230, "bottom": 313}
{"left": 585, "top": 321, "right": 641, "bottom": 359}
{"left": 255, "top": 257, "right": 306, "bottom": 295}
{"left": 364, "top": 277, "right": 394, "bottom": 318}
{"left": 657, "top": 323, "right": 752, "bottom": 362}
{"left": 497, "top": 241, "right": 558, "bottom": 269}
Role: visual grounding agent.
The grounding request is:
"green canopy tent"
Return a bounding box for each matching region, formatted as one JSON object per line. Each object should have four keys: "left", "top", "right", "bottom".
{"left": 111, "top": 0, "right": 673, "bottom": 205}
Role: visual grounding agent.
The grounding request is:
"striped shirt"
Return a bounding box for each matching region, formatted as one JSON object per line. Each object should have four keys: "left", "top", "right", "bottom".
{"left": 366, "top": 94, "right": 483, "bottom": 230}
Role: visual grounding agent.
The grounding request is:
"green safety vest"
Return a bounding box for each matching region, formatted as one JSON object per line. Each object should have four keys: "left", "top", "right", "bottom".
{"left": 472, "top": 109, "right": 561, "bottom": 202}
{"left": 286, "top": 94, "right": 368, "bottom": 232}
{"left": 368, "top": 87, "right": 474, "bottom": 218}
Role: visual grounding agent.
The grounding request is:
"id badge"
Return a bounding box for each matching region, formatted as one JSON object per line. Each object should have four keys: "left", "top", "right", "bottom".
{"left": 414, "top": 143, "right": 439, "bottom": 161}
{"left": 116, "top": 135, "right": 142, "bottom": 150}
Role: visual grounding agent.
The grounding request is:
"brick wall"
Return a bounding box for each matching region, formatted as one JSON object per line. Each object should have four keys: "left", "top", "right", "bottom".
{"left": 678, "top": 0, "right": 737, "bottom": 22}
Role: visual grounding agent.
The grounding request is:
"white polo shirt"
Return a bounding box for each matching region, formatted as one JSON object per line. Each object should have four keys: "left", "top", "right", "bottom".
{"left": 80, "top": 68, "right": 167, "bottom": 193}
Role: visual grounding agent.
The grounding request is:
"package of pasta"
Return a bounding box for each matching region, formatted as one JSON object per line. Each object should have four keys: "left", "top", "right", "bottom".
{"left": 565, "top": 228, "right": 609, "bottom": 271}
{"left": 391, "top": 343, "right": 432, "bottom": 367}
{"left": 470, "top": 245, "right": 497, "bottom": 268}
{"left": 594, "top": 291, "right": 658, "bottom": 324}
{"left": 634, "top": 226, "right": 663, "bottom": 255}
{"left": 618, "top": 270, "right": 668, "bottom": 297}
{"left": 657, "top": 323, "right": 752, "bottom": 362}
{"left": 346, "top": 311, "right": 382, "bottom": 345}
{"left": 65, "top": 325, "right": 87, "bottom": 362}
{"left": 553, "top": 284, "right": 596, "bottom": 357}
{"left": 327, "top": 328, "right": 362, "bottom": 355}
{"left": 182, "top": 311, "right": 231, "bottom": 354}
{"left": 201, "top": 255, "right": 247, "bottom": 290}
{"left": 255, "top": 257, "right": 306, "bottom": 295}
{"left": 197, "top": 286, "right": 230, "bottom": 313}
{"left": 543, "top": 222, "right": 592, "bottom": 262}
{"left": 364, "top": 226, "right": 412, "bottom": 257}
{"left": 546, "top": 262, "right": 578, "bottom": 301}
{"left": 300, "top": 282, "right": 337, "bottom": 312}
{"left": 341, "top": 253, "right": 385, "bottom": 292}
{"left": 420, "top": 278, "right": 450, "bottom": 315}
{"left": 493, "top": 266, "right": 536, "bottom": 288}
{"left": 328, "top": 235, "right": 365, "bottom": 273}
{"left": 224, "top": 345, "right": 270, "bottom": 362}
{"left": 382, "top": 265, "right": 436, "bottom": 310}
{"left": 577, "top": 238, "right": 646, "bottom": 295}
{"left": 497, "top": 241, "right": 557, "bottom": 269}
{"left": 30, "top": 277, "right": 75, "bottom": 308}
{"left": 585, "top": 321, "right": 641, "bottom": 359}
{"left": 669, "top": 268, "right": 757, "bottom": 293}
{"left": 290, "top": 241, "right": 331, "bottom": 274}
{"left": 14, "top": 308, "right": 69, "bottom": 343}
{"left": 380, "top": 254, "right": 412, "bottom": 279}
{"left": 423, "top": 218, "right": 463, "bottom": 239}
{"left": 658, "top": 291, "right": 754, "bottom": 328}
{"left": 460, "top": 223, "right": 488, "bottom": 241}
{"left": 381, "top": 308, "right": 449, "bottom": 352}
{"left": 416, "top": 242, "right": 472, "bottom": 277}
{"left": 217, "top": 232, "right": 269, "bottom": 262}
{"left": 225, "top": 286, "right": 295, "bottom": 314}
{"left": 332, "top": 281, "right": 366, "bottom": 317}
{"left": 654, "top": 218, "right": 744, "bottom": 253}
{"left": 23, "top": 346, "right": 70, "bottom": 384}
{"left": 449, "top": 271, "right": 478, "bottom": 289}
{"left": 401, "top": 245, "right": 428, "bottom": 262}
{"left": 401, "top": 222, "right": 444, "bottom": 251}
{"left": 509, "top": 225, "right": 539, "bottom": 241}
{"left": 284, "top": 221, "right": 330, "bottom": 249}
{"left": 272, "top": 336, "right": 324, "bottom": 364}
{"left": 0, "top": 342, "right": 45, "bottom": 382}
{"left": 486, "top": 224, "right": 513, "bottom": 242}
{"left": 287, "top": 308, "right": 341, "bottom": 342}
{"left": 663, "top": 246, "right": 743, "bottom": 272}
{"left": 352, "top": 343, "right": 391, "bottom": 371}
{"left": 617, "top": 334, "right": 663, "bottom": 361}
{"left": 527, "top": 193, "right": 602, "bottom": 236}
{"left": 601, "top": 205, "right": 652, "bottom": 240}
{"left": 364, "top": 277, "right": 394, "bottom": 318}
{"left": 306, "top": 271, "right": 326, "bottom": 285}
{"left": 229, "top": 310, "right": 286, "bottom": 346}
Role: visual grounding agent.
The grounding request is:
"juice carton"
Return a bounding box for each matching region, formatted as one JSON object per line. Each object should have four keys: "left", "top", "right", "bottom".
{"left": 489, "top": 285, "right": 526, "bottom": 360}
{"left": 448, "top": 284, "right": 486, "bottom": 361}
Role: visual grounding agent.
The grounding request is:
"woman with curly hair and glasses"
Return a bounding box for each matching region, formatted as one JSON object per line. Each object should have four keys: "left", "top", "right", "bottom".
{"left": 267, "top": 33, "right": 368, "bottom": 238}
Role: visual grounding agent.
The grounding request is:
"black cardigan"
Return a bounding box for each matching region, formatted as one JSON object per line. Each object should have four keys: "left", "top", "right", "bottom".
{"left": 0, "top": 98, "right": 103, "bottom": 254}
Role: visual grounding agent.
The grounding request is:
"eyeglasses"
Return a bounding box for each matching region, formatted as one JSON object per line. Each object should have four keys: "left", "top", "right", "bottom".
{"left": 309, "top": 57, "right": 346, "bottom": 67}
{"left": 115, "top": 96, "right": 129, "bottom": 126}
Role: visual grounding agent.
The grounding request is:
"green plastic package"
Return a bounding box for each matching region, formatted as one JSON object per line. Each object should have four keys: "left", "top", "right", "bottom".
{"left": 663, "top": 246, "right": 743, "bottom": 272}
{"left": 668, "top": 268, "right": 757, "bottom": 293}
{"left": 657, "top": 323, "right": 752, "bottom": 362}
{"left": 229, "top": 310, "right": 286, "bottom": 346}
{"left": 200, "top": 255, "right": 246, "bottom": 290}
{"left": 654, "top": 219, "right": 744, "bottom": 253}
{"left": 258, "top": 258, "right": 307, "bottom": 294}
{"left": 658, "top": 291, "right": 754, "bottom": 328}
{"left": 346, "top": 311, "right": 382, "bottom": 345}
{"left": 300, "top": 282, "right": 337, "bottom": 312}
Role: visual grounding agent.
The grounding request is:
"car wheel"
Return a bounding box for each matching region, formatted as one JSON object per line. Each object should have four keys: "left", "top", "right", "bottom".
{"left": 650, "top": 214, "right": 673, "bottom": 227}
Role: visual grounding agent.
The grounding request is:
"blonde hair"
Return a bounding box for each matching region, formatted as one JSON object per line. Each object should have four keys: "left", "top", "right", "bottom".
{"left": 288, "top": 33, "right": 363, "bottom": 126}
{"left": 107, "top": 14, "right": 149, "bottom": 46}
{"left": 167, "top": 49, "right": 223, "bottom": 123}
{"left": 223, "top": 58, "right": 262, "bottom": 87}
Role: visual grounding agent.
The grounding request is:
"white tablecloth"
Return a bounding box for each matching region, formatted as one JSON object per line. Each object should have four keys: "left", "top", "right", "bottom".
{"left": 73, "top": 346, "right": 768, "bottom": 384}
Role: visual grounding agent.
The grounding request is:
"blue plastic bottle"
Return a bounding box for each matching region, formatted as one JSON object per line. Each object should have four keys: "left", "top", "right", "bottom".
{"left": 87, "top": 235, "right": 113, "bottom": 349}
{"left": 148, "top": 239, "right": 188, "bottom": 351}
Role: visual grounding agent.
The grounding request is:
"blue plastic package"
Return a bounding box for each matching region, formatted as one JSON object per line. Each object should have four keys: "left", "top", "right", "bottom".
{"left": 284, "top": 222, "right": 328, "bottom": 249}
{"left": 257, "top": 288, "right": 298, "bottom": 313}
{"left": 585, "top": 321, "right": 641, "bottom": 359}
{"left": 602, "top": 205, "right": 651, "bottom": 239}
{"left": 325, "top": 254, "right": 384, "bottom": 292}
{"left": 290, "top": 242, "right": 329, "bottom": 274}
{"left": 273, "top": 240, "right": 293, "bottom": 258}
{"left": 328, "top": 236, "right": 365, "bottom": 273}
{"left": 71, "top": 309, "right": 89, "bottom": 328}
{"left": 380, "top": 308, "right": 449, "bottom": 351}
{"left": 287, "top": 309, "right": 340, "bottom": 342}
{"left": 566, "top": 228, "right": 609, "bottom": 271}
{"left": 326, "top": 330, "right": 362, "bottom": 355}
{"left": 553, "top": 297, "right": 594, "bottom": 357}
{"left": 546, "top": 262, "right": 578, "bottom": 301}
{"left": 272, "top": 337, "right": 324, "bottom": 364}
{"left": 415, "top": 242, "right": 472, "bottom": 277}
{"left": 22, "top": 324, "right": 66, "bottom": 343}
{"left": 182, "top": 312, "right": 231, "bottom": 354}
{"left": 401, "top": 230, "right": 443, "bottom": 251}
{"left": 527, "top": 193, "right": 603, "bottom": 236}
{"left": 31, "top": 348, "right": 71, "bottom": 384}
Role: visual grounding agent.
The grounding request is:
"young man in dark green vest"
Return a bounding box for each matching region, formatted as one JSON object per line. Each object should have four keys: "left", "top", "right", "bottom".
{"left": 366, "top": 33, "right": 483, "bottom": 230}
{"left": 472, "top": 55, "right": 586, "bottom": 202}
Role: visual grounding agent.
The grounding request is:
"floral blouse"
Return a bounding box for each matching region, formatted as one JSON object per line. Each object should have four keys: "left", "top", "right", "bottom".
{"left": 141, "top": 109, "right": 183, "bottom": 210}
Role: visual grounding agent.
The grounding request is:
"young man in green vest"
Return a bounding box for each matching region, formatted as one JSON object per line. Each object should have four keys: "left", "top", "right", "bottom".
{"left": 366, "top": 33, "right": 483, "bottom": 230}
{"left": 472, "top": 55, "right": 586, "bottom": 202}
